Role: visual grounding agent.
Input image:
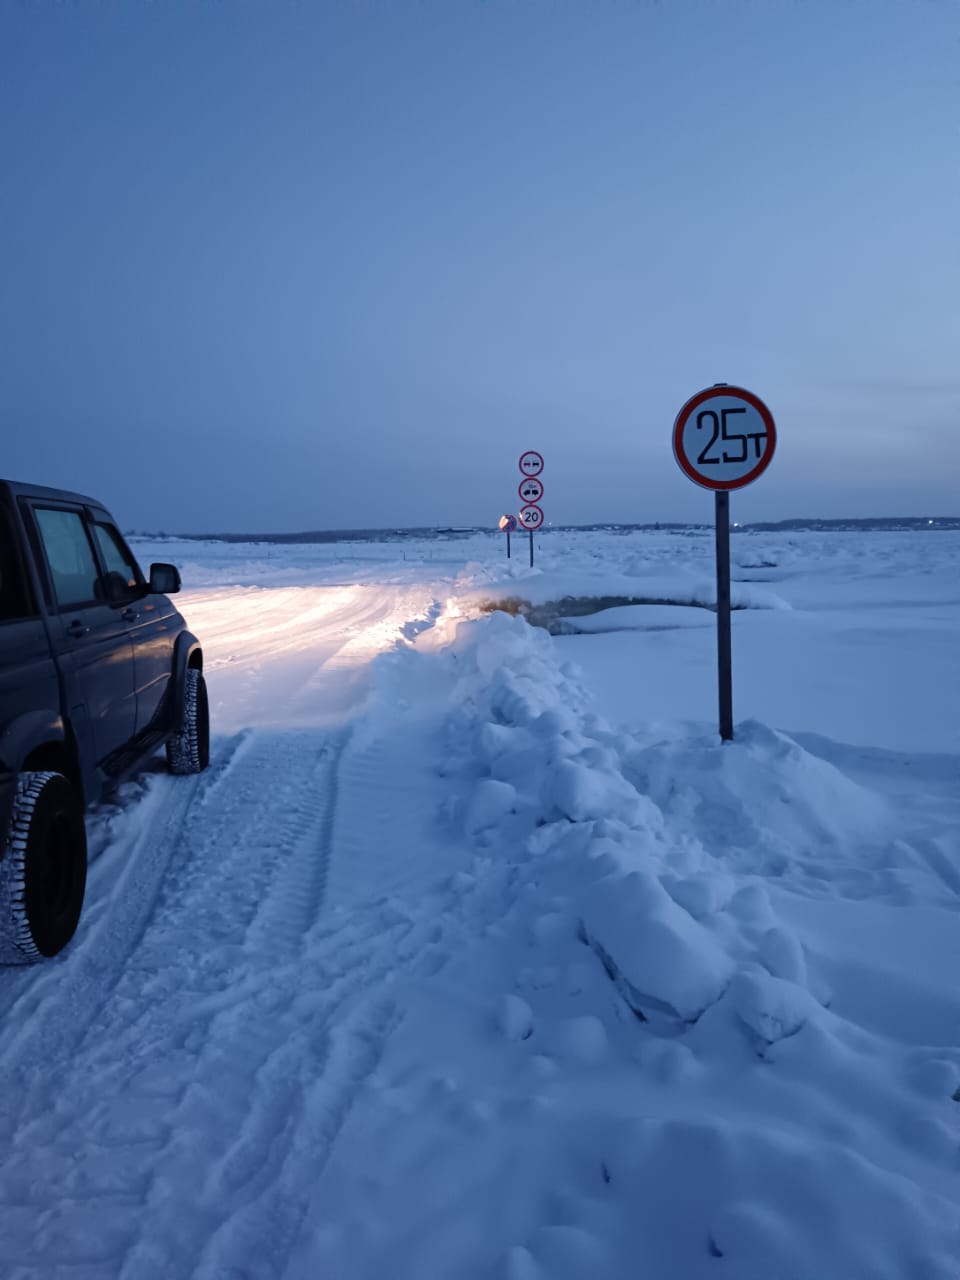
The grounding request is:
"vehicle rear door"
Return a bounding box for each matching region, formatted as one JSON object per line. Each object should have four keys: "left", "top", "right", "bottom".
{"left": 28, "top": 503, "right": 137, "bottom": 767}
{"left": 88, "top": 518, "right": 180, "bottom": 736}
{"left": 0, "top": 503, "right": 60, "bottom": 754}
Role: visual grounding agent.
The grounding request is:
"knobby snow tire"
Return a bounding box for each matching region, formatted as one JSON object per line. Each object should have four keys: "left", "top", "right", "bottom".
{"left": 166, "top": 668, "right": 210, "bottom": 775}
{"left": 0, "top": 771, "right": 88, "bottom": 964}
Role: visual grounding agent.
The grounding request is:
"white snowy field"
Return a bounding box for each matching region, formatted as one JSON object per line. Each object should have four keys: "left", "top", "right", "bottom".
{"left": 0, "top": 526, "right": 958, "bottom": 1279}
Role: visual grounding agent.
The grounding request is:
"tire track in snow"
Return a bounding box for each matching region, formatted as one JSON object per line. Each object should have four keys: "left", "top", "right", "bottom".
{"left": 0, "top": 583, "right": 462, "bottom": 1278}
{"left": 117, "top": 708, "right": 519, "bottom": 1280}
{"left": 241, "top": 732, "right": 349, "bottom": 960}
{"left": 72, "top": 731, "right": 350, "bottom": 1071}
{"left": 186, "top": 717, "right": 525, "bottom": 1280}
{"left": 0, "top": 732, "right": 250, "bottom": 1083}
{"left": 0, "top": 730, "right": 350, "bottom": 1278}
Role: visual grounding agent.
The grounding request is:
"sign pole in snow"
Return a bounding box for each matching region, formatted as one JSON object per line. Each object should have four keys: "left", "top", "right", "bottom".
{"left": 518, "top": 452, "right": 545, "bottom": 568}
{"left": 715, "top": 489, "right": 733, "bottom": 741}
{"left": 498, "top": 513, "right": 518, "bottom": 560}
{"left": 672, "top": 385, "right": 776, "bottom": 743}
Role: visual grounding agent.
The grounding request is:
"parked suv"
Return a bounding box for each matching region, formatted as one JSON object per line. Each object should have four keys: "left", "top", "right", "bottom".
{"left": 0, "top": 479, "right": 209, "bottom": 962}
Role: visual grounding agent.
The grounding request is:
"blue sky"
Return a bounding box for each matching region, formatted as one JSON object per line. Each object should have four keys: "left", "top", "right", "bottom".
{"left": 2, "top": 1, "right": 958, "bottom": 532}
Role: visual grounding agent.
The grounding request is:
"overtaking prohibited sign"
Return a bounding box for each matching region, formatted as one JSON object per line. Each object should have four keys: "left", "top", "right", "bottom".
{"left": 519, "top": 451, "right": 544, "bottom": 478}
{"left": 673, "top": 385, "right": 776, "bottom": 491}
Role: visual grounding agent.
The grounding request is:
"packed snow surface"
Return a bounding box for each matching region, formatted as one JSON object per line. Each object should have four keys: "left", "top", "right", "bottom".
{"left": 0, "top": 527, "right": 957, "bottom": 1278}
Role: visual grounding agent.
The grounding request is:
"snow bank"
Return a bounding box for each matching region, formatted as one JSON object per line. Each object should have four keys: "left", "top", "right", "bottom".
{"left": 598, "top": 1115, "right": 959, "bottom": 1279}
{"left": 626, "top": 719, "right": 890, "bottom": 871}
{"left": 397, "top": 602, "right": 960, "bottom": 1276}
{"left": 554, "top": 603, "right": 714, "bottom": 634}
{"left": 460, "top": 568, "right": 791, "bottom": 631}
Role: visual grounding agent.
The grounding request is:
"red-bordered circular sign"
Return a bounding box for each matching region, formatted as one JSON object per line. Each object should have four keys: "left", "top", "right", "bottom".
{"left": 498, "top": 513, "right": 518, "bottom": 532}
{"left": 518, "top": 476, "right": 544, "bottom": 504}
{"left": 519, "top": 450, "right": 544, "bottom": 477}
{"left": 673, "top": 385, "right": 776, "bottom": 491}
{"left": 519, "top": 503, "right": 543, "bottom": 528}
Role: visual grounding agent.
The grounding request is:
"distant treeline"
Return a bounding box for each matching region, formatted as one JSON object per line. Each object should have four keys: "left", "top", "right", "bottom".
{"left": 126, "top": 516, "right": 960, "bottom": 544}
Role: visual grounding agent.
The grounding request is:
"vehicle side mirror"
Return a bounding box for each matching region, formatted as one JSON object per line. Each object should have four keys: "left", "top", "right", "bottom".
{"left": 149, "top": 562, "right": 181, "bottom": 594}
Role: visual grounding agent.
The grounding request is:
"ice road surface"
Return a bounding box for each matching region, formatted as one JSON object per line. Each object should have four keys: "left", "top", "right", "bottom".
{"left": 0, "top": 527, "right": 957, "bottom": 1279}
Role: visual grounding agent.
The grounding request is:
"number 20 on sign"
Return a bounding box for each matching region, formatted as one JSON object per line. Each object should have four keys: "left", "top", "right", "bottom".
{"left": 672, "top": 384, "right": 777, "bottom": 743}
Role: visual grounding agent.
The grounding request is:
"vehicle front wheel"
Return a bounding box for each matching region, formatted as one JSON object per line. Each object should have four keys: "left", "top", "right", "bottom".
{"left": 166, "top": 667, "right": 210, "bottom": 775}
{"left": 0, "top": 771, "right": 88, "bottom": 964}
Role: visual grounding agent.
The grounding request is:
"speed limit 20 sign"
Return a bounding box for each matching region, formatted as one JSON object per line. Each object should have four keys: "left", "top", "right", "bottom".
{"left": 673, "top": 385, "right": 776, "bottom": 491}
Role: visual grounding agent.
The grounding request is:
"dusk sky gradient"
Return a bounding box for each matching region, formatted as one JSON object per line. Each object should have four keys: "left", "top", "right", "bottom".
{"left": 2, "top": 1, "right": 958, "bottom": 533}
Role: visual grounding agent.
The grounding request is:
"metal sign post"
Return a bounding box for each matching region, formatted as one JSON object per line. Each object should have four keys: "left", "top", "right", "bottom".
{"left": 714, "top": 489, "right": 733, "bottom": 740}
{"left": 672, "top": 384, "right": 776, "bottom": 742}
{"left": 517, "top": 452, "right": 545, "bottom": 568}
{"left": 519, "top": 503, "right": 543, "bottom": 567}
{"left": 498, "top": 513, "right": 518, "bottom": 559}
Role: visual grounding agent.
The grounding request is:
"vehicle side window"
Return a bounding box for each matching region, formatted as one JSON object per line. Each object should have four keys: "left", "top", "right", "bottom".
{"left": 92, "top": 523, "right": 143, "bottom": 603}
{"left": 34, "top": 508, "right": 101, "bottom": 609}
{"left": 0, "top": 511, "right": 34, "bottom": 622}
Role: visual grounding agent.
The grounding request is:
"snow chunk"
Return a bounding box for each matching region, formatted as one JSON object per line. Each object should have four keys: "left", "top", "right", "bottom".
{"left": 498, "top": 995, "right": 535, "bottom": 1042}
{"left": 730, "top": 970, "right": 819, "bottom": 1045}
{"left": 581, "top": 871, "right": 734, "bottom": 1021}
{"left": 757, "top": 926, "right": 807, "bottom": 986}
{"left": 465, "top": 779, "right": 518, "bottom": 836}
{"left": 556, "top": 1016, "right": 608, "bottom": 1064}
{"left": 662, "top": 872, "right": 734, "bottom": 920}
{"left": 545, "top": 759, "right": 650, "bottom": 826}
{"left": 501, "top": 1246, "right": 541, "bottom": 1280}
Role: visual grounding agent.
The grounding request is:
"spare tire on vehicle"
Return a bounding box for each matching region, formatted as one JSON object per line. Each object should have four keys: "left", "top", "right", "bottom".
{"left": 0, "top": 771, "right": 87, "bottom": 963}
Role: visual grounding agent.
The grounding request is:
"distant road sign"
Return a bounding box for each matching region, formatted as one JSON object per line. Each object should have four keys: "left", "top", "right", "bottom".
{"left": 519, "top": 504, "right": 544, "bottom": 529}
{"left": 518, "top": 477, "right": 544, "bottom": 504}
{"left": 498, "top": 514, "right": 518, "bottom": 532}
{"left": 673, "top": 385, "right": 776, "bottom": 491}
{"left": 519, "top": 451, "right": 544, "bottom": 478}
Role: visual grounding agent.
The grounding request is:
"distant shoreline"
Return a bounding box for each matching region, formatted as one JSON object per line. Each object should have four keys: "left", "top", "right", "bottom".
{"left": 127, "top": 517, "right": 960, "bottom": 545}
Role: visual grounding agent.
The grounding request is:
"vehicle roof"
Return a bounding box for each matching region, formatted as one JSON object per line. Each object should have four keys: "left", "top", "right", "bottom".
{"left": 0, "top": 478, "right": 108, "bottom": 511}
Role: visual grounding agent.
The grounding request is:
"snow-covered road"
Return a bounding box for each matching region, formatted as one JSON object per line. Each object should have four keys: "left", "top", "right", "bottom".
{"left": 0, "top": 577, "right": 468, "bottom": 1277}
{"left": 0, "top": 530, "right": 957, "bottom": 1279}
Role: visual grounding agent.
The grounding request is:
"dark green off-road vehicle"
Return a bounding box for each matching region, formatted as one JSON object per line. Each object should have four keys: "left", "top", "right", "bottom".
{"left": 0, "top": 479, "right": 209, "bottom": 961}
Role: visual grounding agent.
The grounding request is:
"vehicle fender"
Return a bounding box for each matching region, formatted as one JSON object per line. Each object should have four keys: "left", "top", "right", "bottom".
{"left": 0, "top": 710, "right": 67, "bottom": 846}
{"left": 170, "top": 631, "right": 203, "bottom": 731}
{"left": 0, "top": 708, "right": 66, "bottom": 776}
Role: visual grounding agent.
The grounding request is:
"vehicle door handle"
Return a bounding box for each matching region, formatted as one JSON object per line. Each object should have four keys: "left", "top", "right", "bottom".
{"left": 67, "top": 620, "right": 90, "bottom": 638}
{"left": 121, "top": 608, "right": 138, "bottom": 622}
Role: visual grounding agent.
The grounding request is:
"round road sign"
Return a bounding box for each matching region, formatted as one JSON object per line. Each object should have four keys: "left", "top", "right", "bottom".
{"left": 519, "top": 504, "right": 543, "bottom": 529}
{"left": 518, "top": 476, "right": 544, "bottom": 504}
{"left": 498, "top": 514, "right": 518, "bottom": 533}
{"left": 673, "top": 385, "right": 776, "bottom": 491}
{"left": 519, "top": 451, "right": 544, "bottom": 478}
